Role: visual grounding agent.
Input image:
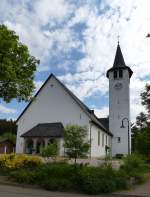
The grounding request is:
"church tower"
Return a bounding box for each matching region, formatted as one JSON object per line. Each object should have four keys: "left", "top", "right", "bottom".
{"left": 106, "top": 43, "right": 133, "bottom": 156}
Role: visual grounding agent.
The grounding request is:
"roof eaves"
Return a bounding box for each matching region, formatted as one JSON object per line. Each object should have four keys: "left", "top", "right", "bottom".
{"left": 90, "top": 120, "right": 113, "bottom": 136}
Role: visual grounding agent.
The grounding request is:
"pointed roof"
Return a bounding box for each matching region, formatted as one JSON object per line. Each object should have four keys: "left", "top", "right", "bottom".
{"left": 106, "top": 43, "right": 133, "bottom": 78}
{"left": 113, "top": 43, "right": 126, "bottom": 67}
{"left": 16, "top": 73, "right": 113, "bottom": 136}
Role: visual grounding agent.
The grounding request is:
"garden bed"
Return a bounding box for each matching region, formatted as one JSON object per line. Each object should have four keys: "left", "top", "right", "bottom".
{"left": 0, "top": 154, "right": 150, "bottom": 195}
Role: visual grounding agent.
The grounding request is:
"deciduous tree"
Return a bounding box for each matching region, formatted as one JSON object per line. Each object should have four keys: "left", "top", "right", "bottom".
{"left": 0, "top": 24, "right": 39, "bottom": 102}
{"left": 141, "top": 84, "right": 150, "bottom": 114}
{"left": 64, "top": 125, "right": 90, "bottom": 163}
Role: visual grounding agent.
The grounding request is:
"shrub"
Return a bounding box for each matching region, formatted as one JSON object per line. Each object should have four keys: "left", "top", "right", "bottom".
{"left": 35, "top": 163, "right": 75, "bottom": 181}
{"left": 120, "top": 154, "right": 144, "bottom": 173}
{"left": 42, "top": 178, "right": 73, "bottom": 191}
{"left": 0, "top": 154, "right": 42, "bottom": 170}
{"left": 6, "top": 162, "right": 129, "bottom": 194}
{"left": 120, "top": 154, "right": 147, "bottom": 184}
{"left": 41, "top": 142, "right": 58, "bottom": 157}
{"left": 9, "top": 169, "right": 37, "bottom": 184}
{"left": 76, "top": 163, "right": 127, "bottom": 194}
{"left": 8, "top": 163, "right": 76, "bottom": 191}
{"left": 143, "top": 155, "right": 150, "bottom": 164}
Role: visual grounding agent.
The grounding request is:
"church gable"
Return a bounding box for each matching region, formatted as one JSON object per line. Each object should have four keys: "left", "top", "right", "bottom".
{"left": 17, "top": 74, "right": 90, "bottom": 136}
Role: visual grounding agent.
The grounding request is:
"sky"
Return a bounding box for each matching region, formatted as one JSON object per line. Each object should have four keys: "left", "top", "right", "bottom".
{"left": 0, "top": 0, "right": 150, "bottom": 122}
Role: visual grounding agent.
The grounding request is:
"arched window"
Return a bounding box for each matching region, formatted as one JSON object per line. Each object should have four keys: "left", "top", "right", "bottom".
{"left": 114, "top": 70, "right": 117, "bottom": 79}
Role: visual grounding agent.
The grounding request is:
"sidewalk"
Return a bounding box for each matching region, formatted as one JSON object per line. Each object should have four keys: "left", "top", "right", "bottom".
{"left": 114, "top": 180, "right": 150, "bottom": 197}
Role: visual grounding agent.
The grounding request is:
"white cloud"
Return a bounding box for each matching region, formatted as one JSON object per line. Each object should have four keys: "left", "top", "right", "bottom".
{"left": 34, "top": 80, "right": 44, "bottom": 92}
{"left": 37, "top": 65, "right": 50, "bottom": 72}
{"left": 59, "top": 0, "right": 150, "bottom": 122}
{"left": 59, "top": 71, "right": 108, "bottom": 100}
{"left": 34, "top": 0, "right": 73, "bottom": 25}
{"left": 2, "top": 0, "right": 77, "bottom": 70}
{"left": 94, "top": 106, "right": 109, "bottom": 118}
{"left": 0, "top": 0, "right": 150, "bottom": 122}
{"left": 0, "top": 105, "right": 16, "bottom": 114}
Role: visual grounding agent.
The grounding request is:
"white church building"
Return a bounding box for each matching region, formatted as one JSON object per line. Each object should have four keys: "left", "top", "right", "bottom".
{"left": 16, "top": 43, "right": 133, "bottom": 157}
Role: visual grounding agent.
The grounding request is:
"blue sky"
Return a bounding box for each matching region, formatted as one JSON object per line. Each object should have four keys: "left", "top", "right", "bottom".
{"left": 0, "top": 0, "right": 150, "bottom": 122}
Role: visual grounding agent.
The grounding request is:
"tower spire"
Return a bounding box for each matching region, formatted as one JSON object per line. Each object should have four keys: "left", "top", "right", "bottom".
{"left": 117, "top": 35, "right": 120, "bottom": 45}
{"left": 106, "top": 42, "right": 133, "bottom": 78}
{"left": 113, "top": 42, "right": 126, "bottom": 67}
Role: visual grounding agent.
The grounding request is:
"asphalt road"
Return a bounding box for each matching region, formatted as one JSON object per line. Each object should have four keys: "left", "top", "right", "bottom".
{"left": 0, "top": 184, "right": 110, "bottom": 197}
{"left": 0, "top": 184, "right": 132, "bottom": 197}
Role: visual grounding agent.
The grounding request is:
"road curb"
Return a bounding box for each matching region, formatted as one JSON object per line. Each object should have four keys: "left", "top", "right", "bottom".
{"left": 0, "top": 177, "right": 39, "bottom": 189}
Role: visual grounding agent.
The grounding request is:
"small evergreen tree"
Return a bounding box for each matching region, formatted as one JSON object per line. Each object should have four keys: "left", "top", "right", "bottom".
{"left": 136, "top": 112, "right": 148, "bottom": 129}
{"left": 64, "top": 125, "right": 90, "bottom": 164}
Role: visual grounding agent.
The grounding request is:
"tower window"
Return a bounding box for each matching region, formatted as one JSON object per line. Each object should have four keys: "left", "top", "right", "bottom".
{"left": 117, "top": 137, "right": 121, "bottom": 143}
{"left": 114, "top": 70, "right": 117, "bottom": 79}
{"left": 119, "top": 70, "right": 123, "bottom": 78}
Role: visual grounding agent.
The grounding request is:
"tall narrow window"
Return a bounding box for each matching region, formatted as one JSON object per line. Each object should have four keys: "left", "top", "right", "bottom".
{"left": 98, "top": 131, "right": 100, "bottom": 146}
{"left": 80, "top": 114, "right": 82, "bottom": 119}
{"left": 119, "top": 70, "right": 123, "bottom": 78}
{"left": 102, "top": 133, "right": 104, "bottom": 147}
{"left": 114, "top": 70, "right": 117, "bottom": 79}
{"left": 117, "top": 137, "right": 121, "bottom": 143}
{"left": 109, "top": 137, "right": 111, "bottom": 146}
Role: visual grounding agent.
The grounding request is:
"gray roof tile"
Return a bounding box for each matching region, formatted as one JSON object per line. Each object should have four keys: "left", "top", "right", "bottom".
{"left": 21, "top": 122, "right": 64, "bottom": 138}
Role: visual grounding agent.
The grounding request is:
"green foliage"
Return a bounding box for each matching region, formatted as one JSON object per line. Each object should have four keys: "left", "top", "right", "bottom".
{"left": 0, "top": 154, "right": 43, "bottom": 170}
{"left": 141, "top": 84, "right": 150, "bottom": 114}
{"left": 64, "top": 125, "right": 90, "bottom": 162}
{"left": 4, "top": 155, "right": 150, "bottom": 194}
{"left": 0, "top": 119, "right": 17, "bottom": 135}
{"left": 135, "top": 126, "right": 150, "bottom": 156}
{"left": 132, "top": 84, "right": 150, "bottom": 154}
{"left": 9, "top": 163, "right": 76, "bottom": 190}
{"left": 120, "top": 154, "right": 147, "bottom": 184}
{"left": 41, "top": 142, "right": 58, "bottom": 157}
{"left": 9, "top": 169, "right": 37, "bottom": 184}
{"left": 42, "top": 177, "right": 73, "bottom": 191}
{"left": 7, "top": 162, "right": 128, "bottom": 194}
{"left": 121, "top": 154, "right": 144, "bottom": 172}
{"left": 77, "top": 163, "right": 128, "bottom": 194}
{"left": 136, "top": 112, "right": 148, "bottom": 129}
{"left": 0, "top": 24, "right": 39, "bottom": 102}
{"left": 0, "top": 132, "right": 16, "bottom": 144}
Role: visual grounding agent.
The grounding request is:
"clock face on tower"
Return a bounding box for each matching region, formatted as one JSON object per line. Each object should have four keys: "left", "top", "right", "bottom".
{"left": 114, "top": 82, "right": 123, "bottom": 90}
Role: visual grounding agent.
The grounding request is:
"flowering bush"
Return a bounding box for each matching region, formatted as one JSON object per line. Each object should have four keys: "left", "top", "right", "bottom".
{"left": 0, "top": 154, "right": 43, "bottom": 170}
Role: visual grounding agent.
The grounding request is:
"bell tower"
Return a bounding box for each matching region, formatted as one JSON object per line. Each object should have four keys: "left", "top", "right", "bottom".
{"left": 106, "top": 43, "right": 133, "bottom": 156}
